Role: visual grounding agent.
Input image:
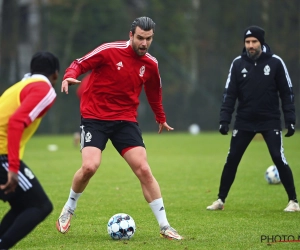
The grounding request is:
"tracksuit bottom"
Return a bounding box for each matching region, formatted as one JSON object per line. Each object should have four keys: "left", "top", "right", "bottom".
{"left": 217, "top": 130, "right": 297, "bottom": 203}
{"left": 0, "top": 155, "right": 53, "bottom": 249}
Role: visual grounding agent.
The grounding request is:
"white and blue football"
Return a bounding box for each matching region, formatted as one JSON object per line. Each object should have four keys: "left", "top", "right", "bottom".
{"left": 265, "top": 165, "right": 281, "bottom": 184}
{"left": 107, "top": 213, "right": 136, "bottom": 240}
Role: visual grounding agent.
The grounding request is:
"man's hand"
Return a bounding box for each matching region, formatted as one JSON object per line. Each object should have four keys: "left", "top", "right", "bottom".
{"left": 285, "top": 123, "right": 295, "bottom": 137}
{"left": 219, "top": 122, "right": 229, "bottom": 135}
{"left": 0, "top": 171, "right": 19, "bottom": 194}
{"left": 157, "top": 122, "right": 174, "bottom": 134}
{"left": 61, "top": 78, "right": 81, "bottom": 94}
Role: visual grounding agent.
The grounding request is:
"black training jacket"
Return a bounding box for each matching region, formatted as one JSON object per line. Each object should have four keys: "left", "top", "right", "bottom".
{"left": 220, "top": 44, "right": 295, "bottom": 131}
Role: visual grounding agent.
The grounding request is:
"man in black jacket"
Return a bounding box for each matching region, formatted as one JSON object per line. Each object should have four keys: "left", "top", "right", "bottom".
{"left": 207, "top": 25, "right": 299, "bottom": 212}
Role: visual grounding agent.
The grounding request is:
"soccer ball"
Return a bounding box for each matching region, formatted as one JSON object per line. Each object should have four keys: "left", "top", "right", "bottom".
{"left": 107, "top": 213, "right": 136, "bottom": 240}
{"left": 265, "top": 165, "right": 281, "bottom": 184}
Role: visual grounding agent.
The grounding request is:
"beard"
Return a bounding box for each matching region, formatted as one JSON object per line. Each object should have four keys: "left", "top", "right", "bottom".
{"left": 246, "top": 47, "right": 261, "bottom": 60}
{"left": 132, "top": 40, "right": 148, "bottom": 56}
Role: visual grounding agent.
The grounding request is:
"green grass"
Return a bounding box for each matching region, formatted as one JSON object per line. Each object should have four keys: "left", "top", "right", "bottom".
{"left": 1, "top": 132, "right": 300, "bottom": 249}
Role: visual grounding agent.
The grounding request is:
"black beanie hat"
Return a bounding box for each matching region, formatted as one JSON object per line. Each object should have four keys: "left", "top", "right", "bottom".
{"left": 244, "top": 25, "right": 265, "bottom": 45}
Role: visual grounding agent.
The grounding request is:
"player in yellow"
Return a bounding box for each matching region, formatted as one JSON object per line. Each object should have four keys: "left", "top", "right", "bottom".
{"left": 0, "top": 51, "right": 59, "bottom": 249}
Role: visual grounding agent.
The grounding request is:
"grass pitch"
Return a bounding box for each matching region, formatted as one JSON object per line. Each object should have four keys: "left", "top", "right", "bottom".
{"left": 1, "top": 132, "right": 299, "bottom": 249}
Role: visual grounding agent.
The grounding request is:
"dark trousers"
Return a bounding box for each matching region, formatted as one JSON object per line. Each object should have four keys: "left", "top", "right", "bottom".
{"left": 0, "top": 156, "right": 53, "bottom": 249}
{"left": 218, "top": 130, "right": 297, "bottom": 202}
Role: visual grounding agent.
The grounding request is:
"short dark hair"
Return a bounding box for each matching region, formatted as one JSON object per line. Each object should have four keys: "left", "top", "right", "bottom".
{"left": 30, "top": 51, "right": 60, "bottom": 76}
{"left": 130, "top": 16, "right": 155, "bottom": 35}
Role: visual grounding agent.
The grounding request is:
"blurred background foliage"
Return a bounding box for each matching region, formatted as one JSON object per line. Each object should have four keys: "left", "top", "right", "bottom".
{"left": 0, "top": 0, "right": 299, "bottom": 133}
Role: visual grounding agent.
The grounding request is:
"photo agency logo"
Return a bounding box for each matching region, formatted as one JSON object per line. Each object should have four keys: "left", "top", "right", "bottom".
{"left": 261, "top": 234, "right": 300, "bottom": 244}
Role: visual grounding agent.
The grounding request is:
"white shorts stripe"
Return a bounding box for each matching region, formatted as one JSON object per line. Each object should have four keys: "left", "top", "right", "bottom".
{"left": 1, "top": 161, "right": 32, "bottom": 191}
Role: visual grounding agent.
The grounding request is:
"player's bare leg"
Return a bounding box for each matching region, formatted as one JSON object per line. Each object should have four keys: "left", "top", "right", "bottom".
{"left": 72, "top": 147, "right": 101, "bottom": 192}
{"left": 56, "top": 147, "right": 101, "bottom": 233}
{"left": 123, "top": 147, "right": 160, "bottom": 202}
{"left": 123, "top": 147, "right": 182, "bottom": 240}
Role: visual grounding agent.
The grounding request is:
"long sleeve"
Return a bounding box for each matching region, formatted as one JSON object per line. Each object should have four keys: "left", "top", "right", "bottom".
{"left": 144, "top": 65, "right": 166, "bottom": 123}
{"left": 63, "top": 46, "right": 106, "bottom": 80}
{"left": 220, "top": 61, "right": 238, "bottom": 124}
{"left": 275, "top": 57, "right": 296, "bottom": 125}
{"left": 7, "top": 82, "right": 56, "bottom": 173}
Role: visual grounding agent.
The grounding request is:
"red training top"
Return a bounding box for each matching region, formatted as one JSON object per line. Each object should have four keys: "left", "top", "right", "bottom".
{"left": 64, "top": 40, "right": 166, "bottom": 123}
{"left": 76, "top": 73, "right": 90, "bottom": 100}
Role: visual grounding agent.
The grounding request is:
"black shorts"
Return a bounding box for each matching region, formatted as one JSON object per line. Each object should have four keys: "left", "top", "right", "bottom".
{"left": 0, "top": 155, "right": 50, "bottom": 209}
{"left": 80, "top": 119, "right": 145, "bottom": 154}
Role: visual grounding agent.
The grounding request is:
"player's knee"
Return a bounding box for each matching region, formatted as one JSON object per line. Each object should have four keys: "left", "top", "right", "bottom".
{"left": 136, "top": 164, "right": 152, "bottom": 180}
{"left": 81, "top": 162, "right": 98, "bottom": 177}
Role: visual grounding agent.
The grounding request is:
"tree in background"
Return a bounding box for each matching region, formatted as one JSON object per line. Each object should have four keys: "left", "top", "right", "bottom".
{"left": 0, "top": 0, "right": 19, "bottom": 92}
{"left": 0, "top": 0, "right": 299, "bottom": 133}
